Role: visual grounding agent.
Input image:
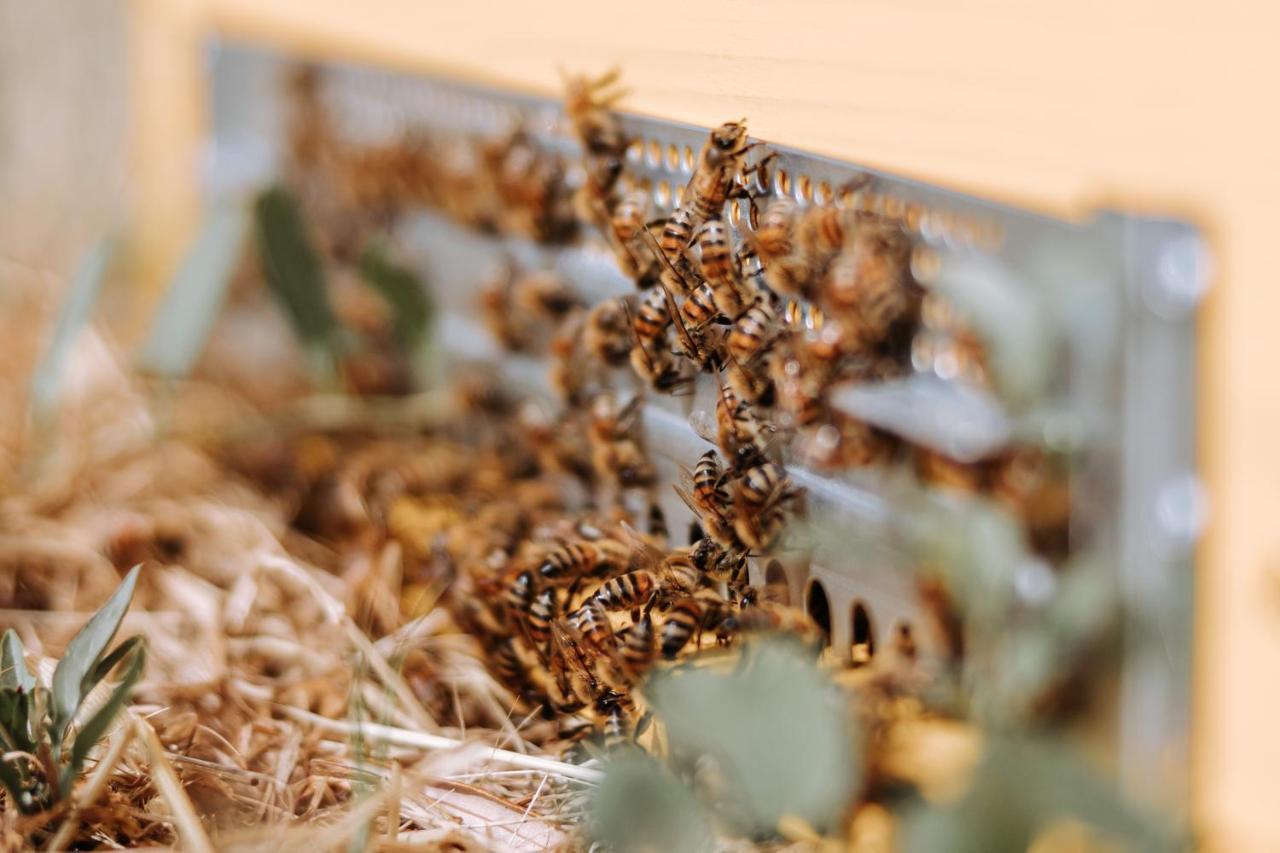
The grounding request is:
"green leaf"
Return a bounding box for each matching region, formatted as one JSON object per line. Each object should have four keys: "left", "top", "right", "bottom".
{"left": 137, "top": 201, "right": 249, "bottom": 378}
{"left": 646, "top": 638, "right": 858, "bottom": 835}
{"left": 1, "top": 629, "right": 34, "bottom": 692}
{"left": 359, "top": 242, "right": 434, "bottom": 348}
{"left": 83, "top": 635, "right": 146, "bottom": 704}
{"left": 30, "top": 240, "right": 113, "bottom": 421}
{"left": 253, "top": 185, "right": 338, "bottom": 349}
{"left": 591, "top": 753, "right": 714, "bottom": 853}
{"left": 0, "top": 754, "right": 35, "bottom": 814}
{"left": 51, "top": 566, "right": 140, "bottom": 736}
{"left": 61, "top": 638, "right": 145, "bottom": 795}
{"left": 897, "top": 736, "right": 1179, "bottom": 853}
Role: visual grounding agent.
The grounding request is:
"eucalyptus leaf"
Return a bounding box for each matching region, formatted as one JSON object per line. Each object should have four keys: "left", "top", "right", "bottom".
{"left": 647, "top": 639, "right": 858, "bottom": 835}
{"left": 898, "top": 736, "right": 1177, "bottom": 853}
{"left": 61, "top": 638, "right": 145, "bottom": 795}
{"left": 591, "top": 753, "right": 714, "bottom": 853}
{"left": 51, "top": 565, "right": 140, "bottom": 735}
{"left": 137, "top": 201, "right": 249, "bottom": 378}
{"left": 359, "top": 242, "right": 434, "bottom": 348}
{"left": 253, "top": 185, "right": 338, "bottom": 350}
{"left": 2, "top": 629, "right": 34, "bottom": 692}
{"left": 83, "top": 635, "right": 146, "bottom": 703}
{"left": 29, "top": 240, "right": 113, "bottom": 420}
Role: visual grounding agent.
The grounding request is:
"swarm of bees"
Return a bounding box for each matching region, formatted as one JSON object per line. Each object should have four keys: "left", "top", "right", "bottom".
{"left": 277, "top": 65, "right": 1075, "bottom": 754}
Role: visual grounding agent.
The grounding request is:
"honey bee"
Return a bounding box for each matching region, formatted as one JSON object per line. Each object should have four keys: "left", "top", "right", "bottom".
{"left": 646, "top": 501, "right": 669, "bottom": 544}
{"left": 683, "top": 120, "right": 756, "bottom": 223}
{"left": 727, "top": 298, "right": 778, "bottom": 365}
{"left": 823, "top": 221, "right": 916, "bottom": 345}
{"left": 712, "top": 375, "right": 772, "bottom": 459}
{"left": 504, "top": 569, "right": 537, "bottom": 616}
{"left": 592, "top": 570, "right": 657, "bottom": 612}
{"left": 568, "top": 599, "right": 617, "bottom": 650}
{"left": 695, "top": 218, "right": 748, "bottom": 315}
{"left": 730, "top": 461, "right": 800, "bottom": 552}
{"left": 549, "top": 309, "right": 589, "bottom": 404}
{"left": 659, "top": 589, "right": 732, "bottom": 658}
{"left": 723, "top": 351, "right": 774, "bottom": 407}
{"left": 729, "top": 600, "right": 824, "bottom": 649}
{"left": 681, "top": 281, "right": 722, "bottom": 329}
{"left": 793, "top": 415, "right": 896, "bottom": 471}
{"left": 659, "top": 205, "right": 700, "bottom": 268}
{"left": 512, "top": 270, "right": 582, "bottom": 321}
{"left": 674, "top": 480, "right": 740, "bottom": 552}
{"left": 537, "top": 537, "right": 629, "bottom": 586}
{"left": 601, "top": 698, "right": 635, "bottom": 751}
{"left": 631, "top": 286, "right": 671, "bottom": 344}
{"left": 588, "top": 393, "right": 656, "bottom": 491}
{"left": 526, "top": 586, "right": 559, "bottom": 646}
{"left": 584, "top": 298, "right": 635, "bottom": 367}
{"left": 562, "top": 68, "right": 628, "bottom": 160}
{"left": 623, "top": 301, "right": 694, "bottom": 394}
{"left": 615, "top": 614, "right": 658, "bottom": 683}
{"left": 479, "top": 264, "right": 533, "bottom": 351}
{"left": 771, "top": 352, "right": 827, "bottom": 429}
{"left": 683, "top": 449, "right": 731, "bottom": 517}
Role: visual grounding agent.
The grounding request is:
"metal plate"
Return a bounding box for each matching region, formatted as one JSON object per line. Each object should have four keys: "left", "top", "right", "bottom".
{"left": 205, "top": 40, "right": 1202, "bottom": 806}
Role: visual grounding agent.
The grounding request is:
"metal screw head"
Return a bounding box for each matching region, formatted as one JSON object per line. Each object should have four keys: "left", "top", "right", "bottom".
{"left": 1153, "top": 472, "right": 1208, "bottom": 553}
{"left": 1145, "top": 233, "right": 1211, "bottom": 319}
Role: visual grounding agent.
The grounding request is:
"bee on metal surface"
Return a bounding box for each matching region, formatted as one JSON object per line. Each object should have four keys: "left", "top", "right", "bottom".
{"left": 646, "top": 501, "right": 669, "bottom": 544}
{"left": 675, "top": 495, "right": 740, "bottom": 558}
{"left": 682, "top": 449, "right": 731, "bottom": 517}
{"left": 680, "top": 281, "right": 722, "bottom": 329}
{"left": 682, "top": 120, "right": 756, "bottom": 223}
{"left": 623, "top": 300, "right": 695, "bottom": 394}
{"left": 705, "top": 372, "right": 772, "bottom": 461}
{"left": 587, "top": 393, "right": 655, "bottom": 491}
{"left": 729, "top": 600, "right": 824, "bottom": 649}
{"left": 824, "top": 221, "right": 916, "bottom": 345}
{"left": 722, "top": 351, "right": 774, "bottom": 407}
{"left": 548, "top": 308, "right": 590, "bottom": 404}
{"left": 512, "top": 270, "right": 582, "bottom": 321}
{"left": 793, "top": 415, "right": 896, "bottom": 471}
{"left": 563, "top": 68, "right": 628, "bottom": 159}
{"left": 584, "top": 297, "right": 635, "bottom": 367}
{"left": 735, "top": 460, "right": 790, "bottom": 508}
{"left": 727, "top": 298, "right": 778, "bottom": 366}
{"left": 632, "top": 285, "right": 672, "bottom": 344}
{"left": 695, "top": 218, "right": 748, "bottom": 315}
{"left": 659, "top": 204, "right": 700, "bottom": 268}
{"left": 729, "top": 462, "right": 800, "bottom": 553}
{"left": 479, "top": 263, "right": 533, "bottom": 352}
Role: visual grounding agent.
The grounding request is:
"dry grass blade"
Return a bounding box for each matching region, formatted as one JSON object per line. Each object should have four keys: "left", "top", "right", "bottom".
{"left": 258, "top": 554, "right": 441, "bottom": 734}
{"left": 44, "top": 721, "right": 134, "bottom": 851}
{"left": 276, "top": 705, "right": 604, "bottom": 784}
{"left": 131, "top": 712, "right": 216, "bottom": 853}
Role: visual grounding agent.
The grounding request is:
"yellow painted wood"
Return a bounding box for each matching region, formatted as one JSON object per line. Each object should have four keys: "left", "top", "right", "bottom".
{"left": 129, "top": 2, "right": 1280, "bottom": 848}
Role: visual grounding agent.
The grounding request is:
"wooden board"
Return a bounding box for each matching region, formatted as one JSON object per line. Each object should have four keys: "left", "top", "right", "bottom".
{"left": 127, "top": 2, "right": 1280, "bottom": 848}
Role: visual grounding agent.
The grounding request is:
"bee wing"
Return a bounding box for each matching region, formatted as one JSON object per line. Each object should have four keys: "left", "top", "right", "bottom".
{"left": 616, "top": 519, "right": 667, "bottom": 572}
{"left": 688, "top": 408, "right": 718, "bottom": 446}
